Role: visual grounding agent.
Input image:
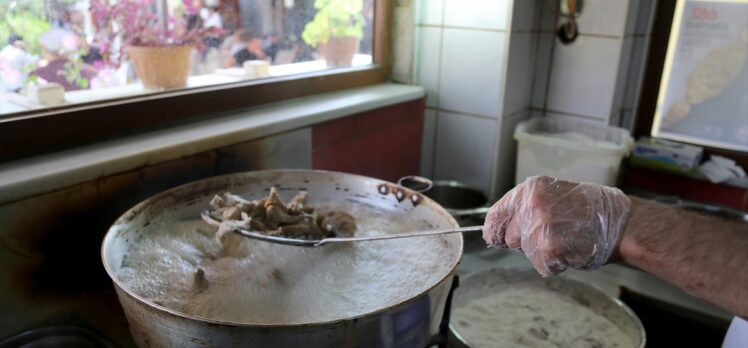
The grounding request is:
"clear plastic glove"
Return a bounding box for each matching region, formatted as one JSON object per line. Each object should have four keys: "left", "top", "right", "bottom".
{"left": 483, "top": 176, "right": 631, "bottom": 276}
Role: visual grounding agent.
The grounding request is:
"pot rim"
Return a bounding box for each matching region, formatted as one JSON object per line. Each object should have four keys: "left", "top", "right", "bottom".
{"left": 101, "top": 169, "right": 464, "bottom": 328}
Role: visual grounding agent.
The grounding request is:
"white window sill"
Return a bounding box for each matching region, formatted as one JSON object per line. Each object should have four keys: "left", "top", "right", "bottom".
{"left": 0, "top": 83, "right": 424, "bottom": 204}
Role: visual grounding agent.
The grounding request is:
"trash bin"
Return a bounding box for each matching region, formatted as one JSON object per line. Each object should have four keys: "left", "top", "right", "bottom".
{"left": 514, "top": 117, "right": 634, "bottom": 186}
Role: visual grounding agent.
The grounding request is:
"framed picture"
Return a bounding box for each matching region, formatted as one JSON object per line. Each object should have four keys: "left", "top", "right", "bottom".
{"left": 653, "top": 0, "right": 748, "bottom": 152}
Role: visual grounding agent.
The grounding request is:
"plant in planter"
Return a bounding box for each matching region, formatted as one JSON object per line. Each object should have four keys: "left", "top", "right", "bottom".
{"left": 90, "top": 0, "right": 220, "bottom": 89}
{"left": 302, "top": 0, "right": 365, "bottom": 67}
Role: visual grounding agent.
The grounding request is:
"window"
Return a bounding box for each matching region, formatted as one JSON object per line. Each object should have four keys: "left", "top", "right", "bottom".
{"left": 651, "top": 0, "right": 748, "bottom": 152}
{"left": 0, "top": 0, "right": 393, "bottom": 163}
{"left": 634, "top": 0, "right": 748, "bottom": 169}
{"left": 0, "top": 0, "right": 379, "bottom": 117}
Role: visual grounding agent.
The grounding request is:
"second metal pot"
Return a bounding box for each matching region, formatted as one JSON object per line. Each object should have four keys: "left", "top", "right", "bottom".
{"left": 398, "top": 177, "right": 490, "bottom": 228}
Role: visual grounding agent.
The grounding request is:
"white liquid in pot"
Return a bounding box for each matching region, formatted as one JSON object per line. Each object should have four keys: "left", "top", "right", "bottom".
{"left": 115, "top": 202, "right": 458, "bottom": 325}
{"left": 453, "top": 285, "right": 634, "bottom": 348}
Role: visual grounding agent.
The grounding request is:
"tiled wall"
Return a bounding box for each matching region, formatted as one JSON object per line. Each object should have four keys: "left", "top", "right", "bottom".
{"left": 411, "top": 0, "right": 657, "bottom": 198}
{"left": 491, "top": 0, "right": 544, "bottom": 195}
{"left": 414, "top": 0, "right": 512, "bottom": 197}
{"left": 531, "top": 0, "right": 657, "bottom": 128}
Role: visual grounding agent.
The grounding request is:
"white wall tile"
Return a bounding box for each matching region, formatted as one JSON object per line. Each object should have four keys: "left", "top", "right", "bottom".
{"left": 493, "top": 111, "right": 529, "bottom": 195}
{"left": 444, "top": 0, "right": 510, "bottom": 30}
{"left": 531, "top": 32, "right": 554, "bottom": 109}
{"left": 546, "top": 36, "right": 622, "bottom": 120}
{"left": 434, "top": 111, "right": 497, "bottom": 193}
{"left": 439, "top": 28, "right": 506, "bottom": 117}
{"left": 415, "top": 27, "right": 442, "bottom": 108}
{"left": 503, "top": 32, "right": 535, "bottom": 116}
{"left": 511, "top": 0, "right": 538, "bottom": 31}
{"left": 417, "top": 0, "right": 445, "bottom": 26}
{"left": 576, "top": 0, "right": 629, "bottom": 37}
{"left": 420, "top": 108, "right": 438, "bottom": 177}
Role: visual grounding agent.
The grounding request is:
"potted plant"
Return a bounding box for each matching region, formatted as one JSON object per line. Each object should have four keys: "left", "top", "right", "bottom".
{"left": 90, "top": 0, "right": 219, "bottom": 89}
{"left": 302, "top": 0, "right": 365, "bottom": 68}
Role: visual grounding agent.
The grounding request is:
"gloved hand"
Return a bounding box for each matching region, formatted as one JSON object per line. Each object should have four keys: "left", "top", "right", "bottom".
{"left": 483, "top": 176, "right": 631, "bottom": 276}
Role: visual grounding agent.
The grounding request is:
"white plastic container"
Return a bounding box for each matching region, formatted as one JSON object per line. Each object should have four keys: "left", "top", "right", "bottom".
{"left": 514, "top": 117, "right": 634, "bottom": 186}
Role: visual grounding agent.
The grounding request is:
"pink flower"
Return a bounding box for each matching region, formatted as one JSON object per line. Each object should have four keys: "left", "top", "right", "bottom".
{"left": 89, "top": 0, "right": 213, "bottom": 63}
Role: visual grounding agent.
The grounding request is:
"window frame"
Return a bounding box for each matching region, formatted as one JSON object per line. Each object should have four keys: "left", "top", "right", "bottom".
{"left": 634, "top": 0, "right": 748, "bottom": 169}
{"left": 0, "top": 0, "right": 393, "bottom": 162}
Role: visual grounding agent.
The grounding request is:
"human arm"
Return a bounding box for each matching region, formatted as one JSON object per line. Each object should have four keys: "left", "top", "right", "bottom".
{"left": 618, "top": 196, "right": 748, "bottom": 318}
{"left": 483, "top": 176, "right": 748, "bottom": 317}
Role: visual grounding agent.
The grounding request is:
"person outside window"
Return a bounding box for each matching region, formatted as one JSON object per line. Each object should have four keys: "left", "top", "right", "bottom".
{"left": 32, "top": 28, "right": 94, "bottom": 91}
{"left": 200, "top": 3, "right": 224, "bottom": 49}
{"left": 0, "top": 35, "right": 39, "bottom": 93}
{"left": 226, "top": 33, "right": 266, "bottom": 68}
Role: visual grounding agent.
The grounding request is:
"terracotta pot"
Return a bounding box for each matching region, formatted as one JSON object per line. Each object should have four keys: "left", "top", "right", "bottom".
{"left": 319, "top": 36, "right": 360, "bottom": 68}
{"left": 127, "top": 45, "right": 194, "bottom": 89}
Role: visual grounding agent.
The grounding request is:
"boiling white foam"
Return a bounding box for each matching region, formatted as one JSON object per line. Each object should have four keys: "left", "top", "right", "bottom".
{"left": 116, "top": 201, "right": 458, "bottom": 324}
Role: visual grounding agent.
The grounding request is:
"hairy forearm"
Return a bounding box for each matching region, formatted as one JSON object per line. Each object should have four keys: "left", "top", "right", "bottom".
{"left": 618, "top": 196, "right": 748, "bottom": 317}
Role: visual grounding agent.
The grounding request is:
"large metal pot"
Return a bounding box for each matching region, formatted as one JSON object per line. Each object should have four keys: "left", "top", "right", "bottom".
{"left": 101, "top": 170, "right": 463, "bottom": 347}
